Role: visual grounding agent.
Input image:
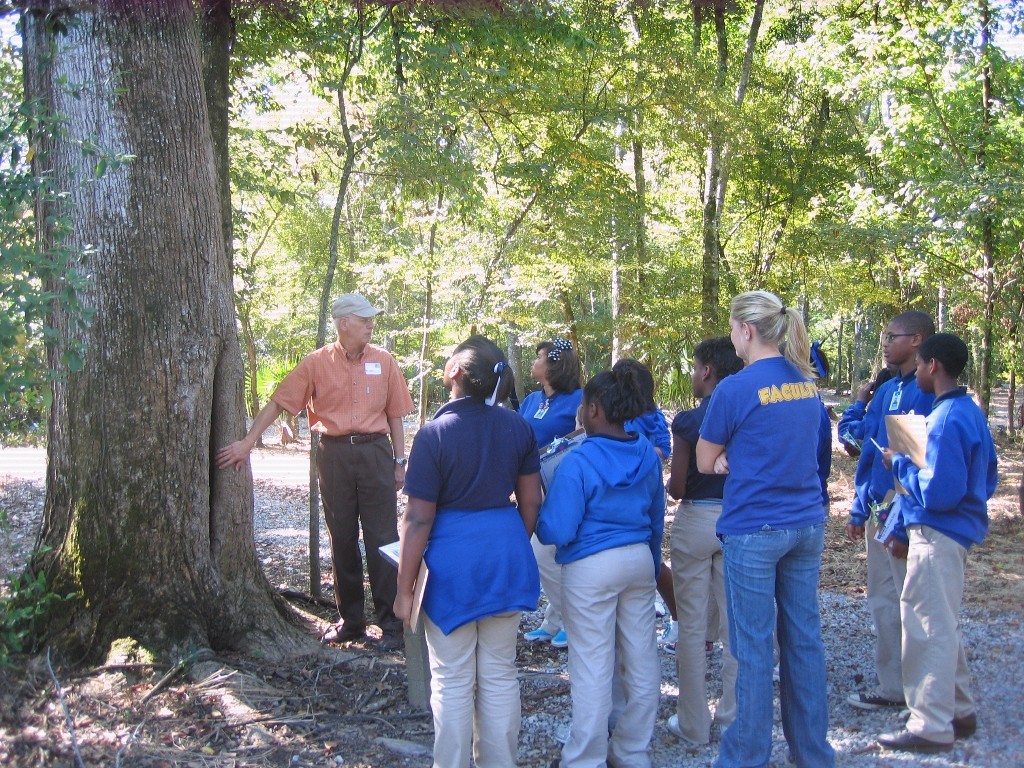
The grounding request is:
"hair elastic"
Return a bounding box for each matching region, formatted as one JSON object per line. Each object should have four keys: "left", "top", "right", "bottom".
{"left": 485, "top": 361, "right": 507, "bottom": 406}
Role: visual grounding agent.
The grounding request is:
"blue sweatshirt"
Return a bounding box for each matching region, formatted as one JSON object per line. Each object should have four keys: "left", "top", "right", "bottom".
{"left": 891, "top": 387, "right": 998, "bottom": 550}
{"left": 839, "top": 370, "right": 934, "bottom": 536}
{"left": 625, "top": 407, "right": 671, "bottom": 458}
{"left": 537, "top": 433, "right": 664, "bottom": 573}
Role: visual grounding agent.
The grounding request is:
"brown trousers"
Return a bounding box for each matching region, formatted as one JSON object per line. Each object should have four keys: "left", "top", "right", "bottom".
{"left": 317, "top": 437, "right": 400, "bottom": 631}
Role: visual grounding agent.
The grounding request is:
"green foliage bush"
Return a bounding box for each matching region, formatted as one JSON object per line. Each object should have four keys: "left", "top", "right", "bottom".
{"left": 0, "top": 554, "right": 75, "bottom": 667}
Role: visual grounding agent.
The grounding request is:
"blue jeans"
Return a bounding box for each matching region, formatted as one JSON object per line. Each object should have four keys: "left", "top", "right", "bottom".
{"left": 715, "top": 523, "right": 834, "bottom": 768}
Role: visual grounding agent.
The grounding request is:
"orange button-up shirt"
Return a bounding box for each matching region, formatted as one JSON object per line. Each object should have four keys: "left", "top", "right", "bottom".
{"left": 271, "top": 341, "right": 413, "bottom": 436}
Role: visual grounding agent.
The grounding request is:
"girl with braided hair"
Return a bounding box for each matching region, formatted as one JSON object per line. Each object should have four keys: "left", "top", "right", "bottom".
{"left": 395, "top": 335, "right": 542, "bottom": 768}
{"left": 538, "top": 359, "right": 665, "bottom": 767}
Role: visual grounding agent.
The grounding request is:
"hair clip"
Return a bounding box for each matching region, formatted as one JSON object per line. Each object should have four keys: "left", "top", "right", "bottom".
{"left": 548, "top": 338, "right": 573, "bottom": 362}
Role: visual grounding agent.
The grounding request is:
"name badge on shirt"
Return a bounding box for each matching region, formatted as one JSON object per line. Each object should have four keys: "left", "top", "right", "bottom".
{"left": 533, "top": 404, "right": 549, "bottom": 419}
{"left": 364, "top": 362, "right": 382, "bottom": 375}
{"left": 888, "top": 383, "right": 903, "bottom": 411}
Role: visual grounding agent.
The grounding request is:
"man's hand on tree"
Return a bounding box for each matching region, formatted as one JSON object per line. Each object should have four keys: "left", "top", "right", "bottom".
{"left": 216, "top": 439, "right": 252, "bottom": 469}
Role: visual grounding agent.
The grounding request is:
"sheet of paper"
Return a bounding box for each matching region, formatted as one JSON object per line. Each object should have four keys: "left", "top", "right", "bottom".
{"left": 378, "top": 541, "right": 428, "bottom": 632}
{"left": 885, "top": 414, "right": 928, "bottom": 494}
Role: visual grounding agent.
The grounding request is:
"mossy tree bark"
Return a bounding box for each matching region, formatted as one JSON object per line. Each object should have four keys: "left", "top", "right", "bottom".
{"left": 22, "top": 0, "right": 308, "bottom": 661}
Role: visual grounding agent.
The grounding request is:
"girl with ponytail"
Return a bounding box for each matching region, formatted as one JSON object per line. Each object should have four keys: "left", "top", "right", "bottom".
{"left": 695, "top": 291, "right": 835, "bottom": 767}
{"left": 537, "top": 360, "right": 665, "bottom": 767}
{"left": 395, "top": 335, "right": 541, "bottom": 768}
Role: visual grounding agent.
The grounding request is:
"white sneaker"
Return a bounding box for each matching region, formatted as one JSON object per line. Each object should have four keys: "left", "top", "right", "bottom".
{"left": 654, "top": 596, "right": 668, "bottom": 617}
{"left": 660, "top": 619, "right": 678, "bottom": 645}
{"left": 666, "top": 714, "right": 705, "bottom": 747}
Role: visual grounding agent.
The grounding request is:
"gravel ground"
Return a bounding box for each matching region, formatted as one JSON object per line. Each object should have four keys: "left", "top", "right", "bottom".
{"left": 3, "top": 430, "right": 1024, "bottom": 766}
{"left": 250, "top": 472, "right": 1024, "bottom": 767}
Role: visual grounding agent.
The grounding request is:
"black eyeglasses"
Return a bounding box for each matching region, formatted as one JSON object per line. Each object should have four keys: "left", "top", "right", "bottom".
{"left": 884, "top": 333, "right": 915, "bottom": 344}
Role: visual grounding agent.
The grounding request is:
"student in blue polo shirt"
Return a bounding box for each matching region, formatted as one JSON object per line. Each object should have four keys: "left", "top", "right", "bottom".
{"left": 538, "top": 359, "right": 665, "bottom": 768}
{"left": 521, "top": 338, "right": 584, "bottom": 648}
{"left": 876, "top": 333, "right": 997, "bottom": 754}
{"left": 696, "top": 290, "right": 835, "bottom": 768}
{"left": 664, "top": 336, "right": 743, "bottom": 746}
{"left": 395, "top": 335, "right": 541, "bottom": 768}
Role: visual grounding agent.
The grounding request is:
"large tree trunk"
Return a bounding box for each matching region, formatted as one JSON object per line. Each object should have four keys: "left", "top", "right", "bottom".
{"left": 23, "top": 0, "right": 306, "bottom": 660}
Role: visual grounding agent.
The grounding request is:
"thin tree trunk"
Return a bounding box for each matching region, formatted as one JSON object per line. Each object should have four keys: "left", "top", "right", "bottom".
{"left": 977, "top": 0, "right": 994, "bottom": 416}
{"left": 417, "top": 188, "right": 444, "bottom": 426}
{"left": 237, "top": 305, "right": 264, "bottom": 446}
{"left": 23, "top": 0, "right": 304, "bottom": 659}
{"left": 560, "top": 290, "right": 582, "bottom": 370}
{"left": 632, "top": 126, "right": 648, "bottom": 288}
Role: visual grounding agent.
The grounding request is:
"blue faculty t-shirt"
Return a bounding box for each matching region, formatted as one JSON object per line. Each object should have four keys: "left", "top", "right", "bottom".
{"left": 700, "top": 357, "right": 825, "bottom": 535}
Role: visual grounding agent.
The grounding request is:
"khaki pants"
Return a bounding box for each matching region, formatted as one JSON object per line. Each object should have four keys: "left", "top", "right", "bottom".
{"left": 901, "top": 525, "right": 975, "bottom": 744}
{"left": 424, "top": 612, "right": 522, "bottom": 768}
{"left": 561, "top": 544, "right": 659, "bottom": 768}
{"left": 865, "top": 519, "right": 908, "bottom": 700}
{"left": 532, "top": 534, "right": 564, "bottom": 634}
{"left": 670, "top": 501, "right": 736, "bottom": 744}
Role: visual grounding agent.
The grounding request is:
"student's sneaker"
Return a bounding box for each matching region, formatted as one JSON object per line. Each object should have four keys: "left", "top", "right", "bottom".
{"left": 666, "top": 714, "right": 705, "bottom": 747}
{"left": 663, "top": 642, "right": 676, "bottom": 656}
{"left": 551, "top": 629, "right": 568, "bottom": 648}
{"left": 524, "top": 627, "right": 557, "bottom": 643}
{"left": 847, "top": 690, "right": 906, "bottom": 710}
{"left": 654, "top": 596, "right": 669, "bottom": 617}
{"left": 660, "top": 619, "right": 678, "bottom": 645}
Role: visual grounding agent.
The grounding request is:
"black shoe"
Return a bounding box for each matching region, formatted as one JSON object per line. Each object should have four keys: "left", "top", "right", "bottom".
{"left": 953, "top": 713, "right": 977, "bottom": 739}
{"left": 877, "top": 729, "right": 953, "bottom": 753}
{"left": 847, "top": 691, "right": 905, "bottom": 710}
{"left": 378, "top": 630, "right": 404, "bottom": 652}
{"left": 321, "top": 622, "right": 366, "bottom": 645}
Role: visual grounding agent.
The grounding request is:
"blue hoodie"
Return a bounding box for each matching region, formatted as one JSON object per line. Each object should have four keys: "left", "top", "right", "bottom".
{"left": 839, "top": 370, "right": 934, "bottom": 537}
{"left": 537, "top": 432, "right": 665, "bottom": 573}
{"left": 625, "top": 407, "right": 671, "bottom": 458}
{"left": 891, "top": 387, "right": 998, "bottom": 550}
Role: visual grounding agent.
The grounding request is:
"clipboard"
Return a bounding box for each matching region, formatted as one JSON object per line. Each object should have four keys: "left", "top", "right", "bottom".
{"left": 539, "top": 429, "right": 586, "bottom": 491}
{"left": 379, "top": 541, "right": 428, "bottom": 633}
{"left": 885, "top": 414, "right": 928, "bottom": 494}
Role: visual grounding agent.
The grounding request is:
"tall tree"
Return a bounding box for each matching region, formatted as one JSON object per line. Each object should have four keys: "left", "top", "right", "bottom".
{"left": 23, "top": 0, "right": 304, "bottom": 658}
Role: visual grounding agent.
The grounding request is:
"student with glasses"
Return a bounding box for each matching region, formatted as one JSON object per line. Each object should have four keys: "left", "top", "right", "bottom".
{"left": 838, "top": 311, "right": 935, "bottom": 713}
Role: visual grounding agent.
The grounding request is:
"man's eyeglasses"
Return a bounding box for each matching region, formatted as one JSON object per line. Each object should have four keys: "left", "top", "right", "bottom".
{"left": 884, "top": 333, "right": 915, "bottom": 344}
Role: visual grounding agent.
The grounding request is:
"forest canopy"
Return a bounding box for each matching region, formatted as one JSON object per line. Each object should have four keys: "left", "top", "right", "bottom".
{"left": 3, "top": 0, "right": 1024, "bottom": 433}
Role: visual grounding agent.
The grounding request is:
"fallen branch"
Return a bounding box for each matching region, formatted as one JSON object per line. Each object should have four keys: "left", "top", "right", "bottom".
{"left": 46, "top": 646, "right": 86, "bottom": 768}
{"left": 141, "top": 649, "right": 213, "bottom": 704}
{"left": 70, "top": 662, "right": 168, "bottom": 679}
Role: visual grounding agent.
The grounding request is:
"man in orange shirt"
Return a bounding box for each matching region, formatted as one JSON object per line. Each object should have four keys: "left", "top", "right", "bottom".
{"left": 218, "top": 294, "right": 414, "bottom": 650}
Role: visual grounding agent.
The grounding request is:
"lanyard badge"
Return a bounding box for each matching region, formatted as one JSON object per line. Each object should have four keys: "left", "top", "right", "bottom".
{"left": 888, "top": 382, "right": 903, "bottom": 411}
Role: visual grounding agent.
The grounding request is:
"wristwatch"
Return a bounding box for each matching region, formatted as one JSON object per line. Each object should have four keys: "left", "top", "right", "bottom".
{"left": 394, "top": 457, "right": 408, "bottom": 468}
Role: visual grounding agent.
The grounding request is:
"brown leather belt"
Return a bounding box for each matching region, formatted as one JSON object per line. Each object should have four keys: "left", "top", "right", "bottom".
{"left": 321, "top": 433, "right": 388, "bottom": 445}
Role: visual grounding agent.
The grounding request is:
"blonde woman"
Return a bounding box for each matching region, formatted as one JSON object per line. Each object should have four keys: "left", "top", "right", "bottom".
{"left": 696, "top": 291, "right": 835, "bottom": 768}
